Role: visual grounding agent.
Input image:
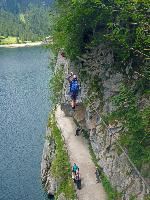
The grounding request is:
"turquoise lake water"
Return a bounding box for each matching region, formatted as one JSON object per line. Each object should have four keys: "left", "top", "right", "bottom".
{"left": 0, "top": 47, "right": 52, "bottom": 200}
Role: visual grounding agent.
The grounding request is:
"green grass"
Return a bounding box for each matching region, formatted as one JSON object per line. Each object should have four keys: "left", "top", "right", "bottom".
{"left": 0, "top": 36, "right": 22, "bottom": 45}
{"left": 48, "top": 114, "right": 76, "bottom": 199}
{"left": 0, "top": 36, "right": 41, "bottom": 45}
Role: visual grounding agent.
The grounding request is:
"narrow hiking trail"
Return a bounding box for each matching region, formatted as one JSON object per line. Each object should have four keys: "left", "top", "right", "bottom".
{"left": 55, "top": 106, "right": 107, "bottom": 200}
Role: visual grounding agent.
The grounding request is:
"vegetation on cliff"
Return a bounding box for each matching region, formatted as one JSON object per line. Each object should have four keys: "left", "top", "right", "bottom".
{"left": 52, "top": 0, "right": 149, "bottom": 62}
{"left": 109, "top": 85, "right": 150, "bottom": 171}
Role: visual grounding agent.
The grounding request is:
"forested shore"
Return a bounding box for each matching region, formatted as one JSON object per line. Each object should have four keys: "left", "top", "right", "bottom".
{"left": 0, "top": 0, "right": 52, "bottom": 44}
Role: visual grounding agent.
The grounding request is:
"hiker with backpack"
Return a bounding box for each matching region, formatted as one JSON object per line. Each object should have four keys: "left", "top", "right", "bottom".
{"left": 71, "top": 164, "right": 81, "bottom": 189}
{"left": 72, "top": 163, "right": 79, "bottom": 182}
{"left": 67, "top": 72, "right": 79, "bottom": 110}
{"left": 72, "top": 163, "right": 79, "bottom": 175}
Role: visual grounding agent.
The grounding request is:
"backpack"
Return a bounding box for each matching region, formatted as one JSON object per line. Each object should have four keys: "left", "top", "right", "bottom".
{"left": 73, "top": 164, "right": 78, "bottom": 172}
{"left": 70, "top": 80, "right": 79, "bottom": 93}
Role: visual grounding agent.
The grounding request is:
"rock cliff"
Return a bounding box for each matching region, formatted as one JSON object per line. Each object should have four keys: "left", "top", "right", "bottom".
{"left": 41, "top": 127, "right": 57, "bottom": 198}
{"left": 41, "top": 44, "right": 149, "bottom": 199}
{"left": 57, "top": 44, "right": 149, "bottom": 199}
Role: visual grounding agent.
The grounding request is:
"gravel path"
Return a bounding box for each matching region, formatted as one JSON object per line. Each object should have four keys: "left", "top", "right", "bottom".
{"left": 55, "top": 106, "right": 107, "bottom": 200}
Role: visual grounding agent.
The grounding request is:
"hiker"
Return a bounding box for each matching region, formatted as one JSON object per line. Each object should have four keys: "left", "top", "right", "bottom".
{"left": 72, "top": 163, "right": 79, "bottom": 175}
{"left": 67, "top": 72, "right": 79, "bottom": 110}
{"left": 75, "top": 169, "right": 81, "bottom": 190}
{"left": 72, "top": 163, "right": 79, "bottom": 184}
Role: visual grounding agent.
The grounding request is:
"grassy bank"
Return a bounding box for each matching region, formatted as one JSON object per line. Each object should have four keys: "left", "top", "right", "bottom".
{"left": 0, "top": 36, "right": 41, "bottom": 46}
{"left": 47, "top": 114, "right": 76, "bottom": 199}
{"left": 0, "top": 36, "right": 22, "bottom": 45}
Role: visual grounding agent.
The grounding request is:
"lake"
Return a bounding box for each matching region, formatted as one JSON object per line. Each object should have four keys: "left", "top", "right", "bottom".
{"left": 0, "top": 47, "right": 52, "bottom": 200}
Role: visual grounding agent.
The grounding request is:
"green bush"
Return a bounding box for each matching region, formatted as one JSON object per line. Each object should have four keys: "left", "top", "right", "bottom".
{"left": 52, "top": 0, "right": 149, "bottom": 72}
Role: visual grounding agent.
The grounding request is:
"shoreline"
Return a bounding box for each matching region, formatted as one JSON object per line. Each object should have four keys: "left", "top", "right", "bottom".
{"left": 0, "top": 41, "right": 43, "bottom": 48}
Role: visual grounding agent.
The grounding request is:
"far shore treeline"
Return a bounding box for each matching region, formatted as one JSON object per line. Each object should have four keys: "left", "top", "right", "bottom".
{"left": 0, "top": 0, "right": 53, "bottom": 44}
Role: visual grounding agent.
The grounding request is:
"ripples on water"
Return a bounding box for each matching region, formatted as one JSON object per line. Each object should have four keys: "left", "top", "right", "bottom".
{"left": 0, "top": 47, "right": 52, "bottom": 200}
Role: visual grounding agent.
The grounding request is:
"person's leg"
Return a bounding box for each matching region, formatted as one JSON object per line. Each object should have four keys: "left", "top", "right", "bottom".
{"left": 71, "top": 93, "right": 76, "bottom": 109}
{"left": 72, "top": 100, "right": 76, "bottom": 109}
{"left": 74, "top": 93, "right": 78, "bottom": 107}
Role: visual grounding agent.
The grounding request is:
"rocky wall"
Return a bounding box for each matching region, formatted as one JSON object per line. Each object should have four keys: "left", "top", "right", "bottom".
{"left": 56, "top": 45, "right": 149, "bottom": 199}
{"left": 41, "top": 127, "right": 57, "bottom": 198}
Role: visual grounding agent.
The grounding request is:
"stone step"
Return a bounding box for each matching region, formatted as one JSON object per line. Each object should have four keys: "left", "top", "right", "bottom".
{"left": 61, "top": 102, "right": 84, "bottom": 118}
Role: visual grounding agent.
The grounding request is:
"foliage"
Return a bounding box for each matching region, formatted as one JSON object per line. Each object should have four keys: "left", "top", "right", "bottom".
{"left": 55, "top": 179, "right": 76, "bottom": 200}
{"left": 0, "top": 0, "right": 53, "bottom": 14}
{"left": 129, "top": 195, "right": 136, "bottom": 200}
{"left": 48, "top": 114, "right": 76, "bottom": 199}
{"left": 0, "top": 4, "right": 52, "bottom": 43}
{"left": 49, "top": 69, "right": 64, "bottom": 106}
{"left": 0, "top": 11, "right": 19, "bottom": 39}
{"left": 109, "top": 85, "right": 150, "bottom": 169}
{"left": 144, "top": 194, "right": 150, "bottom": 200}
{"left": 52, "top": 0, "right": 149, "bottom": 69}
{"left": 89, "top": 144, "right": 122, "bottom": 200}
